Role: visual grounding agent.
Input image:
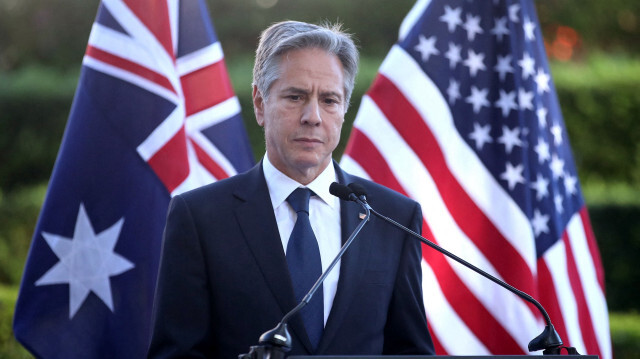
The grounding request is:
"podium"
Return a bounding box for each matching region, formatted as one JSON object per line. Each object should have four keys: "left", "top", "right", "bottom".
{"left": 290, "top": 356, "right": 598, "bottom": 359}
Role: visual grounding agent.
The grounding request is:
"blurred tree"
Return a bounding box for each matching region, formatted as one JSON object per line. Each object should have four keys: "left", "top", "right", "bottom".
{"left": 0, "top": 0, "right": 98, "bottom": 70}
{"left": 207, "top": 0, "right": 415, "bottom": 58}
{"left": 537, "top": 0, "right": 639, "bottom": 59}
{"left": 2, "top": 0, "right": 637, "bottom": 72}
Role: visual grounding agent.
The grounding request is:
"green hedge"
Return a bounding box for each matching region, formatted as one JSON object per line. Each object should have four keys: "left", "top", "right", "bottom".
{"left": 0, "top": 68, "right": 77, "bottom": 189}
{"left": 551, "top": 55, "right": 640, "bottom": 186}
{"left": 0, "top": 185, "right": 46, "bottom": 285}
{"left": 610, "top": 311, "right": 640, "bottom": 358}
{"left": 2, "top": 55, "right": 639, "bottom": 189}
{"left": 0, "top": 286, "right": 31, "bottom": 359}
{"left": 588, "top": 205, "right": 640, "bottom": 312}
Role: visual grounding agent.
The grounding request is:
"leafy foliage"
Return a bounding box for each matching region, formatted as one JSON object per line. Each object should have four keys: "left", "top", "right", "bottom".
{"left": 1, "top": 0, "right": 638, "bottom": 71}
{"left": 0, "top": 286, "right": 32, "bottom": 359}
{"left": 0, "top": 68, "right": 77, "bottom": 190}
{"left": 610, "top": 312, "right": 640, "bottom": 358}
{"left": 551, "top": 55, "right": 640, "bottom": 186}
{"left": 589, "top": 205, "right": 640, "bottom": 311}
{"left": 0, "top": 185, "right": 46, "bottom": 285}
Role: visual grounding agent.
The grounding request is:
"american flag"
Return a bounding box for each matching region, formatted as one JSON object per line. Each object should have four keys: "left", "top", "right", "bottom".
{"left": 341, "top": 0, "right": 611, "bottom": 357}
{"left": 13, "top": 0, "right": 253, "bottom": 357}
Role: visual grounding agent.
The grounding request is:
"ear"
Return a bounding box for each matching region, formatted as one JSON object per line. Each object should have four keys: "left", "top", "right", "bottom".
{"left": 252, "top": 85, "right": 265, "bottom": 127}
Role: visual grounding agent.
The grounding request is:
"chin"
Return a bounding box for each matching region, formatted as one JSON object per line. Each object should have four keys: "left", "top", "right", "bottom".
{"left": 292, "top": 155, "right": 326, "bottom": 170}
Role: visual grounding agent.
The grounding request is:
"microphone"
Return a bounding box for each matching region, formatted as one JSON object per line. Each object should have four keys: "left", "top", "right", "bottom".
{"left": 347, "top": 182, "right": 368, "bottom": 201}
{"left": 329, "top": 181, "right": 357, "bottom": 201}
{"left": 239, "top": 183, "right": 371, "bottom": 359}
{"left": 346, "top": 183, "right": 570, "bottom": 355}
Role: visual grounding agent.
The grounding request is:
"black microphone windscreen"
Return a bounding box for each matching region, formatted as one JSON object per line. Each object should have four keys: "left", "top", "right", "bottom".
{"left": 329, "top": 182, "right": 353, "bottom": 201}
{"left": 347, "top": 183, "right": 368, "bottom": 198}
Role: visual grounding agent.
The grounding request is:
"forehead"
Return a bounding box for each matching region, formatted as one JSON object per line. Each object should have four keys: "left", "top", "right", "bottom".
{"left": 274, "top": 48, "right": 345, "bottom": 94}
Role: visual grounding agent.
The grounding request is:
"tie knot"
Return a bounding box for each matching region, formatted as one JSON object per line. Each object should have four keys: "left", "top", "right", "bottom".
{"left": 287, "top": 188, "right": 312, "bottom": 214}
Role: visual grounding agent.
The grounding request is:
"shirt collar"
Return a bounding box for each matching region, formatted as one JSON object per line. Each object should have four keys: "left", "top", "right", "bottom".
{"left": 262, "top": 154, "right": 339, "bottom": 210}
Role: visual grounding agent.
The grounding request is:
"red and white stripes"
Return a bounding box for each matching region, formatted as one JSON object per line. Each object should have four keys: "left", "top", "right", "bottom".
{"left": 341, "top": 44, "right": 610, "bottom": 358}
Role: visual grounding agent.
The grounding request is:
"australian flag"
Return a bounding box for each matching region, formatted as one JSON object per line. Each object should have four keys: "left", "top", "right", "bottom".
{"left": 13, "top": 0, "right": 254, "bottom": 358}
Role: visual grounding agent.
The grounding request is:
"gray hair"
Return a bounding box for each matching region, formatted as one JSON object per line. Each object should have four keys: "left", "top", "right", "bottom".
{"left": 252, "top": 20, "right": 359, "bottom": 111}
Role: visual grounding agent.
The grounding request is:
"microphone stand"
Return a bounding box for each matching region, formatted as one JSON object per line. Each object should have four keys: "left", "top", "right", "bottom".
{"left": 348, "top": 184, "right": 575, "bottom": 355}
{"left": 239, "top": 190, "right": 371, "bottom": 359}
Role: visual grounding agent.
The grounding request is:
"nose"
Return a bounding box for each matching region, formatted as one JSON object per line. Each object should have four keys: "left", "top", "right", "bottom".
{"left": 301, "top": 99, "right": 322, "bottom": 126}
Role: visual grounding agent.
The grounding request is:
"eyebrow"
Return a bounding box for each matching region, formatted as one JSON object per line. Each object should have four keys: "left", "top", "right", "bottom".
{"left": 281, "top": 86, "right": 344, "bottom": 100}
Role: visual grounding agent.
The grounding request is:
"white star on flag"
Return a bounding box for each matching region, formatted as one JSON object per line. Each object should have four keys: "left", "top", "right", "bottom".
{"left": 523, "top": 17, "right": 537, "bottom": 41}
{"left": 531, "top": 209, "right": 550, "bottom": 236}
{"left": 466, "top": 86, "right": 490, "bottom": 113}
{"left": 554, "top": 194, "right": 565, "bottom": 213}
{"left": 534, "top": 138, "right": 551, "bottom": 163}
{"left": 469, "top": 122, "right": 493, "bottom": 150}
{"left": 536, "top": 106, "right": 548, "bottom": 126}
{"left": 550, "top": 153, "right": 566, "bottom": 179}
{"left": 494, "top": 54, "right": 514, "bottom": 81}
{"left": 508, "top": 3, "right": 520, "bottom": 22}
{"left": 463, "top": 49, "right": 486, "bottom": 77}
{"left": 440, "top": 5, "right": 462, "bottom": 32}
{"left": 551, "top": 124, "right": 563, "bottom": 145}
{"left": 564, "top": 173, "right": 578, "bottom": 195}
{"left": 447, "top": 79, "right": 461, "bottom": 104}
{"left": 491, "top": 17, "right": 510, "bottom": 41}
{"left": 535, "top": 68, "right": 551, "bottom": 93}
{"left": 498, "top": 125, "right": 523, "bottom": 153}
{"left": 445, "top": 42, "right": 462, "bottom": 69}
{"left": 518, "top": 52, "right": 536, "bottom": 79}
{"left": 414, "top": 34, "right": 439, "bottom": 62}
{"left": 500, "top": 161, "right": 525, "bottom": 190}
{"left": 495, "top": 89, "right": 518, "bottom": 117}
{"left": 531, "top": 174, "right": 550, "bottom": 201}
{"left": 463, "top": 14, "right": 484, "bottom": 41}
{"left": 518, "top": 88, "right": 534, "bottom": 110}
{"left": 35, "top": 204, "right": 135, "bottom": 318}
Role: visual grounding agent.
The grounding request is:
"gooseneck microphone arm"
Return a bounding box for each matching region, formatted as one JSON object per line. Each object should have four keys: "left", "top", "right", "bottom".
{"left": 346, "top": 183, "right": 571, "bottom": 355}
{"left": 239, "top": 183, "right": 371, "bottom": 359}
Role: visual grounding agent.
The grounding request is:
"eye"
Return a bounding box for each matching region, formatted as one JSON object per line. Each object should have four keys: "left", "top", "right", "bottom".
{"left": 288, "top": 95, "right": 302, "bottom": 101}
{"left": 324, "top": 98, "right": 339, "bottom": 105}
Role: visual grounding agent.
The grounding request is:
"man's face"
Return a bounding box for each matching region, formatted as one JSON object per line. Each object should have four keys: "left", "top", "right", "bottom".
{"left": 253, "top": 47, "right": 346, "bottom": 184}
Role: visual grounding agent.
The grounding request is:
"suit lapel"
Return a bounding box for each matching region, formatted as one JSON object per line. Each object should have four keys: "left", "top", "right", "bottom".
{"left": 317, "top": 166, "right": 372, "bottom": 352}
{"left": 232, "top": 164, "right": 315, "bottom": 353}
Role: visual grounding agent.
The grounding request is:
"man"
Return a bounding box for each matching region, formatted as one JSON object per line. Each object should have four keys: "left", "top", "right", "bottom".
{"left": 148, "top": 21, "right": 435, "bottom": 358}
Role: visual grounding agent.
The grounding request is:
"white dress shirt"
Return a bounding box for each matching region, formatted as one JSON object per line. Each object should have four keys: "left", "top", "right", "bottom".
{"left": 262, "top": 155, "right": 342, "bottom": 326}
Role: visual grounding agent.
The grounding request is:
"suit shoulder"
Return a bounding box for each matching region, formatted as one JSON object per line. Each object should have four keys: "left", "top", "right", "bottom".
{"left": 174, "top": 165, "right": 259, "bottom": 205}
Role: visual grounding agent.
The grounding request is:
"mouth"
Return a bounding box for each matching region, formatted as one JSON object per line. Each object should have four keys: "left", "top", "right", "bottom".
{"left": 294, "top": 137, "right": 323, "bottom": 144}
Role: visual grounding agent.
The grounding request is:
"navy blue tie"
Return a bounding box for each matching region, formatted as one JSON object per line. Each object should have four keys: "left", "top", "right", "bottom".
{"left": 286, "top": 188, "right": 324, "bottom": 349}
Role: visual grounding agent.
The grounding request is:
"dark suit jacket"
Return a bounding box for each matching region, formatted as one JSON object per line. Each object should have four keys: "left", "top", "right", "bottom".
{"left": 148, "top": 161, "right": 434, "bottom": 358}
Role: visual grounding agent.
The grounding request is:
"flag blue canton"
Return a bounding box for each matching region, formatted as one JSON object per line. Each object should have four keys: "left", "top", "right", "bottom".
{"left": 399, "top": 0, "right": 583, "bottom": 256}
